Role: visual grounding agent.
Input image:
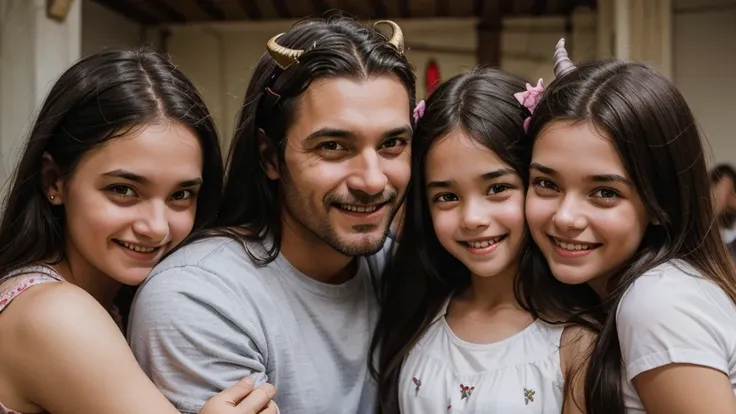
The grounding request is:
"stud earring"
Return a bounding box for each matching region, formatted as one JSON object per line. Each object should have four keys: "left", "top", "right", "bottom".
{"left": 49, "top": 195, "right": 55, "bottom": 201}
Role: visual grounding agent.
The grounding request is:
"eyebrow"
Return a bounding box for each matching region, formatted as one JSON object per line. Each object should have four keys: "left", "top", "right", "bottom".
{"left": 427, "top": 167, "right": 516, "bottom": 189}
{"left": 102, "top": 169, "right": 203, "bottom": 188}
{"left": 529, "top": 162, "right": 631, "bottom": 186}
{"left": 304, "top": 125, "right": 413, "bottom": 143}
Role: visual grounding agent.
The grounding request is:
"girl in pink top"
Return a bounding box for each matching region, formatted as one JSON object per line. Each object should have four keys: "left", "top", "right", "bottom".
{"left": 0, "top": 49, "right": 276, "bottom": 414}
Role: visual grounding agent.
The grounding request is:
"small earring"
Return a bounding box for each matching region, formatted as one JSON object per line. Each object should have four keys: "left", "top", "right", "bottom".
{"left": 49, "top": 195, "right": 55, "bottom": 201}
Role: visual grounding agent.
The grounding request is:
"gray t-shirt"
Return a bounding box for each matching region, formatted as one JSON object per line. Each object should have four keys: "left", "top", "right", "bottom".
{"left": 128, "top": 236, "right": 392, "bottom": 414}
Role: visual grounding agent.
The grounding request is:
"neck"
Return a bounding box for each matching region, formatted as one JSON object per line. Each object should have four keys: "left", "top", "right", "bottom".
{"left": 52, "top": 247, "right": 121, "bottom": 311}
{"left": 279, "top": 211, "right": 357, "bottom": 285}
{"left": 587, "top": 275, "right": 610, "bottom": 300}
{"left": 464, "top": 264, "right": 520, "bottom": 310}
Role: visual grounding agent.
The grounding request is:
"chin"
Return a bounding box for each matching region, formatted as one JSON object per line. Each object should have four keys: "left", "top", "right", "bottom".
{"left": 333, "top": 233, "right": 388, "bottom": 256}
{"left": 110, "top": 267, "right": 153, "bottom": 287}
{"left": 462, "top": 260, "right": 507, "bottom": 278}
{"left": 547, "top": 263, "right": 596, "bottom": 286}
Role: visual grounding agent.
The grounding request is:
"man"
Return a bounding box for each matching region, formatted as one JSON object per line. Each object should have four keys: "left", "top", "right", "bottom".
{"left": 128, "top": 15, "right": 416, "bottom": 414}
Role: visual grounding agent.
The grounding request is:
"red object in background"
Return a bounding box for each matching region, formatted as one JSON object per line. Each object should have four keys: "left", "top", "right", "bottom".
{"left": 425, "top": 59, "right": 441, "bottom": 95}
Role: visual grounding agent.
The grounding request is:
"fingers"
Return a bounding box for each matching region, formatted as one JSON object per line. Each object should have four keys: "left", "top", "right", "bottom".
{"left": 214, "top": 375, "right": 257, "bottom": 405}
{"left": 238, "top": 383, "right": 276, "bottom": 414}
{"left": 258, "top": 401, "right": 279, "bottom": 414}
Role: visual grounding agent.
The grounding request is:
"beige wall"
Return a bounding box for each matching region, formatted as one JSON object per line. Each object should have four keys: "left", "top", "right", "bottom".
{"left": 158, "top": 19, "right": 481, "bottom": 147}
{"left": 81, "top": 0, "right": 142, "bottom": 56}
{"left": 672, "top": 0, "right": 736, "bottom": 166}
{"left": 503, "top": 9, "right": 597, "bottom": 85}
{"left": 5, "top": 0, "right": 733, "bottom": 176}
{"left": 0, "top": 0, "right": 81, "bottom": 186}
{"left": 157, "top": 15, "right": 596, "bottom": 148}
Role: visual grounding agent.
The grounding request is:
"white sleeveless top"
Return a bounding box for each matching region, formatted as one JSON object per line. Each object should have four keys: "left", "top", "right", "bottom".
{"left": 399, "top": 300, "right": 566, "bottom": 413}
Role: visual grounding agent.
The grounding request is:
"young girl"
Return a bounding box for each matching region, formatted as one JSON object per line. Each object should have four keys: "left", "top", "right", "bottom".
{"left": 370, "top": 68, "right": 593, "bottom": 414}
{"left": 0, "top": 49, "right": 276, "bottom": 414}
{"left": 519, "top": 39, "right": 736, "bottom": 413}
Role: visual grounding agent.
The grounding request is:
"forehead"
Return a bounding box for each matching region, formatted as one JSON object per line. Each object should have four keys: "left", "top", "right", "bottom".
{"left": 426, "top": 129, "right": 507, "bottom": 177}
{"left": 289, "top": 75, "right": 411, "bottom": 140}
{"left": 532, "top": 120, "right": 629, "bottom": 178}
{"left": 73, "top": 121, "right": 203, "bottom": 178}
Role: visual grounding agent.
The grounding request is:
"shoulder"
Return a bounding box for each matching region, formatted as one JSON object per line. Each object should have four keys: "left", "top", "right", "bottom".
{"left": 558, "top": 324, "right": 596, "bottom": 414}
{"left": 615, "top": 260, "right": 736, "bottom": 380}
{"left": 559, "top": 324, "right": 596, "bottom": 372}
{"left": 0, "top": 282, "right": 123, "bottom": 381}
{"left": 141, "top": 236, "right": 264, "bottom": 291}
{"left": 617, "top": 260, "right": 731, "bottom": 325}
{"left": 153, "top": 236, "right": 243, "bottom": 272}
{"left": 2, "top": 281, "right": 106, "bottom": 334}
{"left": 130, "top": 237, "right": 274, "bottom": 332}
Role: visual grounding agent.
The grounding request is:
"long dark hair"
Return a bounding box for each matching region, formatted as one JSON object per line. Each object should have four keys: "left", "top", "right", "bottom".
{"left": 0, "top": 48, "right": 223, "bottom": 313}
{"left": 187, "top": 14, "right": 416, "bottom": 265}
{"left": 518, "top": 59, "right": 736, "bottom": 414}
{"left": 369, "top": 68, "right": 533, "bottom": 414}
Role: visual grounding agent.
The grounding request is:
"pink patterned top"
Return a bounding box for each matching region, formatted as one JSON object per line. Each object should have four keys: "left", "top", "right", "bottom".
{"left": 0, "top": 265, "right": 123, "bottom": 414}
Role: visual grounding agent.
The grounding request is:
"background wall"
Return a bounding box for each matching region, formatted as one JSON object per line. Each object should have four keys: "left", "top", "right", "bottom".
{"left": 157, "top": 14, "right": 597, "bottom": 149}
{"left": 81, "top": 0, "right": 142, "bottom": 56}
{"left": 672, "top": 0, "right": 736, "bottom": 166}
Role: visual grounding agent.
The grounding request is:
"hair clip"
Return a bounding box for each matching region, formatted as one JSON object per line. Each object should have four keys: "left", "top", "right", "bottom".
{"left": 513, "top": 78, "right": 544, "bottom": 132}
{"left": 413, "top": 100, "right": 426, "bottom": 124}
{"left": 264, "top": 86, "right": 282, "bottom": 101}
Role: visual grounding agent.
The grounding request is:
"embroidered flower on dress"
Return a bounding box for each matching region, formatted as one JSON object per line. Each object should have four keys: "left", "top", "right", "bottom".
{"left": 412, "top": 376, "right": 422, "bottom": 394}
{"left": 460, "top": 384, "right": 475, "bottom": 400}
{"left": 524, "top": 388, "right": 536, "bottom": 405}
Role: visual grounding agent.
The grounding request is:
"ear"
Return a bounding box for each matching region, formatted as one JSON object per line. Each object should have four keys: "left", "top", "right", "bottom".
{"left": 257, "top": 129, "right": 280, "bottom": 180}
{"left": 41, "top": 152, "right": 65, "bottom": 205}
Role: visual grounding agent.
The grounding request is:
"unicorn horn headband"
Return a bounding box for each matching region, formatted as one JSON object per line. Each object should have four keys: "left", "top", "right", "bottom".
{"left": 265, "top": 20, "right": 405, "bottom": 70}
{"left": 513, "top": 38, "right": 578, "bottom": 131}
{"left": 553, "top": 38, "right": 577, "bottom": 77}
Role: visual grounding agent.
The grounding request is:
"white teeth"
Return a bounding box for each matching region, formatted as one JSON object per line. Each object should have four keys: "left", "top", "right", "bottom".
{"left": 466, "top": 237, "right": 503, "bottom": 249}
{"left": 553, "top": 239, "right": 593, "bottom": 251}
{"left": 339, "top": 204, "right": 379, "bottom": 213}
{"left": 119, "top": 241, "right": 156, "bottom": 253}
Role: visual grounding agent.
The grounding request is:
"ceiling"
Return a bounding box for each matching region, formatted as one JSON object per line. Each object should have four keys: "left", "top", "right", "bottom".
{"left": 92, "top": 0, "right": 596, "bottom": 25}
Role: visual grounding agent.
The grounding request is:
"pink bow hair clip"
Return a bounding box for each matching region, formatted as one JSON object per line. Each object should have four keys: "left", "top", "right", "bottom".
{"left": 413, "top": 100, "right": 426, "bottom": 124}
{"left": 514, "top": 78, "right": 545, "bottom": 132}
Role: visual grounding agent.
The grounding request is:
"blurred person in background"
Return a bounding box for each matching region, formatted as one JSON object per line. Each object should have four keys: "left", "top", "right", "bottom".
{"left": 711, "top": 164, "right": 736, "bottom": 259}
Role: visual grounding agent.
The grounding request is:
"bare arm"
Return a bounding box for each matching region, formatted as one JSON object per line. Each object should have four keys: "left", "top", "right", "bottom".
{"left": 633, "top": 364, "right": 736, "bottom": 414}
{"left": 1, "top": 283, "right": 275, "bottom": 414}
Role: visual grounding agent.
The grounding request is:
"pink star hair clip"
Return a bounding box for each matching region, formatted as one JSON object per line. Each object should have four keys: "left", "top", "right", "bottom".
{"left": 513, "top": 78, "right": 544, "bottom": 132}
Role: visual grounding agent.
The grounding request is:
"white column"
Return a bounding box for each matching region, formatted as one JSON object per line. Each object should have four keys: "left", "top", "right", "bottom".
{"left": 614, "top": 0, "right": 631, "bottom": 60}
{"left": 611, "top": 0, "right": 672, "bottom": 79}
{"left": 0, "top": 0, "right": 81, "bottom": 186}
{"left": 596, "top": 0, "right": 614, "bottom": 58}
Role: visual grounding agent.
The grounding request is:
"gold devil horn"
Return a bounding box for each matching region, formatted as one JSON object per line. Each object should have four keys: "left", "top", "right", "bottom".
{"left": 266, "top": 33, "right": 305, "bottom": 70}
{"left": 374, "top": 20, "right": 405, "bottom": 55}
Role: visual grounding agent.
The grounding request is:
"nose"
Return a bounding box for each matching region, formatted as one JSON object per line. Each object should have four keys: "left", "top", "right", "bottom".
{"left": 461, "top": 198, "right": 491, "bottom": 230}
{"left": 132, "top": 201, "right": 170, "bottom": 244}
{"left": 345, "top": 150, "right": 387, "bottom": 196}
{"left": 552, "top": 195, "right": 587, "bottom": 231}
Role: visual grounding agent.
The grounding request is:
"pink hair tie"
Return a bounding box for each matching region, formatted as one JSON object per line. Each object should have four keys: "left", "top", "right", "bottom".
{"left": 413, "top": 100, "right": 426, "bottom": 124}
{"left": 513, "top": 78, "right": 545, "bottom": 132}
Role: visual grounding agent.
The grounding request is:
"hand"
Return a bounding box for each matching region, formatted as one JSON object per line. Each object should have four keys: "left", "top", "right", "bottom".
{"left": 199, "top": 375, "right": 278, "bottom": 414}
